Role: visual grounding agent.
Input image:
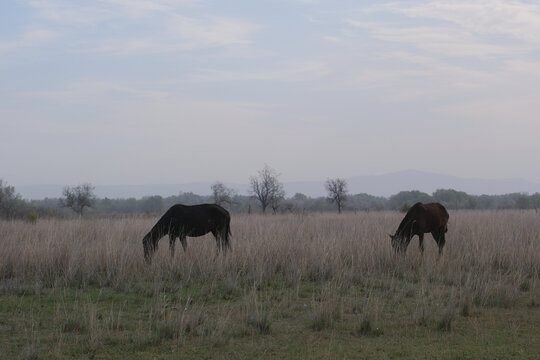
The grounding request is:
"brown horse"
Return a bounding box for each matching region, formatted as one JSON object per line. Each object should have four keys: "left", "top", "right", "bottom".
{"left": 390, "top": 202, "right": 449, "bottom": 255}
{"left": 143, "top": 204, "right": 231, "bottom": 263}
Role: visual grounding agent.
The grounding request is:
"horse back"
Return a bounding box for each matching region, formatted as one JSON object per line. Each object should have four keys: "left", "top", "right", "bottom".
{"left": 166, "top": 204, "right": 230, "bottom": 235}
{"left": 417, "top": 203, "right": 449, "bottom": 232}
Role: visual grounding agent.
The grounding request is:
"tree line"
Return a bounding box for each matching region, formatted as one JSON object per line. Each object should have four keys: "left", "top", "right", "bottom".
{"left": 2, "top": 164, "right": 540, "bottom": 219}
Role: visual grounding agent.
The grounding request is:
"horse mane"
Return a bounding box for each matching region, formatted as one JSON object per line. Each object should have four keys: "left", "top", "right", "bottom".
{"left": 394, "top": 202, "right": 422, "bottom": 238}
{"left": 147, "top": 209, "right": 173, "bottom": 240}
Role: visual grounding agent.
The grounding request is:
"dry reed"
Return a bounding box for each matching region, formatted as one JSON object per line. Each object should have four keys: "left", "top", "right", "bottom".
{"left": 0, "top": 211, "right": 538, "bottom": 305}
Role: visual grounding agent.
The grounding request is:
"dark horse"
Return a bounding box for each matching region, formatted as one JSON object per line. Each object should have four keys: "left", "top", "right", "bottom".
{"left": 143, "top": 204, "right": 231, "bottom": 263}
{"left": 390, "top": 202, "right": 449, "bottom": 255}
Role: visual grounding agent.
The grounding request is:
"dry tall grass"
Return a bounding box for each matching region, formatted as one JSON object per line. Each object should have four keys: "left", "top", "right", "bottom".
{"left": 2, "top": 211, "right": 539, "bottom": 357}
{"left": 1, "top": 210, "right": 538, "bottom": 302}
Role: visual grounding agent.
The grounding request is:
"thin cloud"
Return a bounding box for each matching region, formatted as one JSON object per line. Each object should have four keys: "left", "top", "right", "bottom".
{"left": 24, "top": 0, "right": 257, "bottom": 55}
{"left": 167, "top": 15, "right": 257, "bottom": 47}
{"left": 347, "top": 20, "right": 521, "bottom": 58}
{"left": 347, "top": 0, "right": 540, "bottom": 59}
{"left": 338, "top": 1, "right": 540, "bottom": 104}
{"left": 81, "top": 16, "right": 258, "bottom": 55}
{"left": 0, "top": 29, "right": 58, "bottom": 55}
{"left": 102, "top": 0, "right": 199, "bottom": 16}
{"left": 505, "top": 59, "right": 540, "bottom": 77}
{"left": 192, "top": 61, "right": 331, "bottom": 82}
{"left": 27, "top": 0, "right": 116, "bottom": 26}
{"left": 322, "top": 36, "right": 342, "bottom": 43}
{"left": 27, "top": 0, "right": 200, "bottom": 23}
{"left": 23, "top": 81, "right": 170, "bottom": 103}
{"left": 383, "top": 0, "right": 540, "bottom": 44}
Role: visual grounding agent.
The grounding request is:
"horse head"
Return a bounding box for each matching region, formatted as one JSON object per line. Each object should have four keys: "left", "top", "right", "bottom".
{"left": 142, "top": 234, "right": 153, "bottom": 264}
{"left": 389, "top": 233, "right": 406, "bottom": 253}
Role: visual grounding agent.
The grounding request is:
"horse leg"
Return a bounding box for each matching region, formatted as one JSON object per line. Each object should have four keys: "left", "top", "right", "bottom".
{"left": 437, "top": 232, "right": 446, "bottom": 256}
{"left": 432, "top": 231, "right": 445, "bottom": 256}
{"left": 169, "top": 234, "right": 176, "bottom": 259}
{"left": 219, "top": 229, "right": 229, "bottom": 255}
{"left": 180, "top": 236, "right": 187, "bottom": 252}
{"left": 418, "top": 233, "right": 425, "bottom": 254}
{"left": 223, "top": 229, "right": 231, "bottom": 254}
{"left": 212, "top": 230, "right": 222, "bottom": 255}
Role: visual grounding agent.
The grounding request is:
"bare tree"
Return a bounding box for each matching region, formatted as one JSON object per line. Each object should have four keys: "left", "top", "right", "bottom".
{"left": 60, "top": 183, "right": 96, "bottom": 215}
{"left": 250, "top": 165, "right": 285, "bottom": 214}
{"left": 325, "top": 178, "right": 348, "bottom": 213}
{"left": 270, "top": 186, "right": 286, "bottom": 214}
{"left": 211, "top": 182, "right": 236, "bottom": 206}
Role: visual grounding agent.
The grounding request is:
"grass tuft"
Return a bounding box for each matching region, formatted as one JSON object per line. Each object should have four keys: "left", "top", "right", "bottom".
{"left": 62, "top": 318, "right": 86, "bottom": 333}
{"left": 247, "top": 313, "right": 272, "bottom": 334}
{"left": 354, "top": 314, "right": 383, "bottom": 336}
{"left": 438, "top": 302, "right": 455, "bottom": 331}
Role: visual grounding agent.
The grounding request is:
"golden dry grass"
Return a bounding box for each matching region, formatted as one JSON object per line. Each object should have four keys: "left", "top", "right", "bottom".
{"left": 0, "top": 210, "right": 539, "bottom": 358}
{"left": 1, "top": 211, "right": 538, "bottom": 289}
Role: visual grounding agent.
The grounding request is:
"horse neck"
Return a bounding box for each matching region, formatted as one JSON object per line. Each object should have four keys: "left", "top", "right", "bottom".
{"left": 395, "top": 218, "right": 415, "bottom": 239}
{"left": 148, "top": 222, "right": 167, "bottom": 241}
{"left": 153, "top": 212, "right": 174, "bottom": 235}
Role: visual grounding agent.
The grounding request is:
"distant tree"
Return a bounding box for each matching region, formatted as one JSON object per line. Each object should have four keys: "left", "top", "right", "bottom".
{"left": 349, "top": 193, "right": 388, "bottom": 211}
{"left": 60, "top": 183, "right": 96, "bottom": 215}
{"left": 292, "top": 193, "right": 308, "bottom": 201}
{"left": 530, "top": 193, "right": 540, "bottom": 212}
{"left": 399, "top": 203, "right": 411, "bottom": 213}
{"left": 389, "top": 190, "right": 433, "bottom": 210}
{"left": 211, "top": 182, "right": 236, "bottom": 206}
{"left": 290, "top": 193, "right": 309, "bottom": 212}
{"left": 282, "top": 200, "right": 296, "bottom": 213}
{"left": 515, "top": 194, "right": 531, "bottom": 209}
{"left": 0, "top": 180, "right": 18, "bottom": 218}
{"left": 325, "top": 178, "right": 348, "bottom": 213}
{"left": 270, "top": 187, "right": 286, "bottom": 214}
{"left": 250, "top": 165, "right": 285, "bottom": 214}
{"left": 139, "top": 195, "right": 163, "bottom": 213}
{"left": 476, "top": 194, "right": 494, "bottom": 209}
{"left": 124, "top": 198, "right": 138, "bottom": 213}
{"left": 0, "top": 179, "right": 27, "bottom": 219}
{"left": 433, "top": 189, "right": 476, "bottom": 210}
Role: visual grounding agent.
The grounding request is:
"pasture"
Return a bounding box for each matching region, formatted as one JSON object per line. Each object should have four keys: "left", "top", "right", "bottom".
{"left": 1, "top": 211, "right": 539, "bottom": 359}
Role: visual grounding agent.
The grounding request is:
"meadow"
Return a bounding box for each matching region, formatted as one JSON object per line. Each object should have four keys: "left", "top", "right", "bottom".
{"left": 0, "top": 210, "right": 539, "bottom": 359}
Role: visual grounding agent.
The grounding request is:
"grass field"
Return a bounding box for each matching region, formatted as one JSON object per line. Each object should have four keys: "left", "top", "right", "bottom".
{"left": 1, "top": 210, "right": 539, "bottom": 359}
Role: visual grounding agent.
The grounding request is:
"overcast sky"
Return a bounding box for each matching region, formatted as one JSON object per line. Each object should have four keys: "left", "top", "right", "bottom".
{"left": 2, "top": 0, "right": 540, "bottom": 187}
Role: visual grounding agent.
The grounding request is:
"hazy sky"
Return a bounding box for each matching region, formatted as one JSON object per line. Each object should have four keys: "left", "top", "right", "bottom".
{"left": 2, "top": 0, "right": 540, "bottom": 187}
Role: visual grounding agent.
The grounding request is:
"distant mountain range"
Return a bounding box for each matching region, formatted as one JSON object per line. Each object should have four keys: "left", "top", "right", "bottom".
{"left": 16, "top": 170, "right": 540, "bottom": 200}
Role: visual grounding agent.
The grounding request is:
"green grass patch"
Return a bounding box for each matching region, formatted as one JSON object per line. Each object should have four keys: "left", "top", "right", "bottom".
{"left": 0, "top": 276, "right": 538, "bottom": 359}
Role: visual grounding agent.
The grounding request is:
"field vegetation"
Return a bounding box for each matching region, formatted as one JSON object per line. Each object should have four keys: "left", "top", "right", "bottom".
{"left": 1, "top": 211, "right": 539, "bottom": 359}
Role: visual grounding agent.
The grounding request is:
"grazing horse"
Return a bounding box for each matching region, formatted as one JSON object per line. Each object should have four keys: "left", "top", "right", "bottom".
{"left": 390, "top": 202, "right": 449, "bottom": 255}
{"left": 143, "top": 204, "right": 231, "bottom": 263}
